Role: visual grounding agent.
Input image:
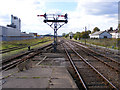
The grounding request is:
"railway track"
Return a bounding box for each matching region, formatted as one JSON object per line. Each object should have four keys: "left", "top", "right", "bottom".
{"left": 62, "top": 40, "right": 118, "bottom": 89}
{"left": 69, "top": 40, "right": 120, "bottom": 72}
{"left": 90, "top": 47, "right": 120, "bottom": 62}
{"left": 0, "top": 47, "right": 25, "bottom": 54}
{"left": 71, "top": 40, "right": 120, "bottom": 62}
{"left": 63, "top": 39, "right": 119, "bottom": 89}
{"left": 1, "top": 38, "right": 119, "bottom": 89}
{"left": 0, "top": 40, "right": 50, "bottom": 54}
{"left": 68, "top": 39, "right": 120, "bottom": 63}
{"left": 1, "top": 43, "right": 52, "bottom": 71}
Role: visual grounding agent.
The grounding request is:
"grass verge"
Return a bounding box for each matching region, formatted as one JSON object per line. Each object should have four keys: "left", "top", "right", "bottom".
{"left": 2, "top": 40, "right": 53, "bottom": 60}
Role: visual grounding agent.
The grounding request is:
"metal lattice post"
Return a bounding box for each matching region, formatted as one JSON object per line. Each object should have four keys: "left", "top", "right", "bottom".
{"left": 37, "top": 13, "right": 68, "bottom": 52}
{"left": 54, "top": 22, "right": 57, "bottom": 51}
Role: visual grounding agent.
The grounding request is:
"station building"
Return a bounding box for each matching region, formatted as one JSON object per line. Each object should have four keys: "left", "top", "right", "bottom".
{"left": 89, "top": 31, "right": 112, "bottom": 39}
{"left": 108, "top": 30, "right": 120, "bottom": 39}
{"left": 0, "top": 15, "right": 34, "bottom": 41}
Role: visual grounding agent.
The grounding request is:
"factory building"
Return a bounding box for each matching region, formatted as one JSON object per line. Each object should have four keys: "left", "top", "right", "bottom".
{"left": 0, "top": 15, "right": 34, "bottom": 41}
{"left": 11, "top": 15, "right": 21, "bottom": 30}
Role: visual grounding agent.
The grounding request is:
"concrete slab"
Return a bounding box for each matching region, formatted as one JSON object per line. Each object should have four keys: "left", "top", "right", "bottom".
{"left": 2, "top": 66, "right": 78, "bottom": 89}
{"left": 49, "top": 66, "right": 77, "bottom": 88}
{"left": 3, "top": 78, "right": 49, "bottom": 88}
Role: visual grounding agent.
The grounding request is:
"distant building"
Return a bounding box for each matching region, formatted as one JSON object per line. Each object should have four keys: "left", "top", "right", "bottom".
{"left": 108, "top": 29, "right": 120, "bottom": 38}
{"left": 69, "top": 32, "right": 73, "bottom": 39}
{"left": 29, "top": 33, "right": 38, "bottom": 38}
{"left": 0, "top": 15, "right": 34, "bottom": 41}
{"left": 7, "top": 15, "right": 21, "bottom": 30}
{"left": 89, "top": 31, "right": 112, "bottom": 39}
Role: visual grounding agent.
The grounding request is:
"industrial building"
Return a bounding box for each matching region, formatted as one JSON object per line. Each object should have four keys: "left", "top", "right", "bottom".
{"left": 0, "top": 15, "right": 34, "bottom": 41}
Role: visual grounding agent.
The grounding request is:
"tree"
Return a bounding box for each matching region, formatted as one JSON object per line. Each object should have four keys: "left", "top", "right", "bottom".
{"left": 65, "top": 34, "right": 69, "bottom": 38}
{"left": 76, "top": 32, "right": 81, "bottom": 39}
{"left": 110, "top": 27, "right": 113, "bottom": 31}
{"left": 87, "top": 30, "right": 91, "bottom": 34}
{"left": 73, "top": 34, "right": 77, "bottom": 40}
{"left": 81, "top": 31, "right": 91, "bottom": 38}
{"left": 92, "top": 27, "right": 100, "bottom": 33}
{"left": 73, "top": 32, "right": 81, "bottom": 40}
{"left": 62, "top": 33, "right": 66, "bottom": 37}
{"left": 108, "top": 27, "right": 113, "bottom": 32}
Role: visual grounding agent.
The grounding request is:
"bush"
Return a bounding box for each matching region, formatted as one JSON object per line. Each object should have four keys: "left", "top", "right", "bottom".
{"left": 73, "top": 34, "right": 77, "bottom": 40}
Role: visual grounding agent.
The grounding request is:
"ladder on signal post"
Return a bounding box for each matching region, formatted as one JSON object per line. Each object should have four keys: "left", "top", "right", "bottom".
{"left": 37, "top": 13, "right": 68, "bottom": 52}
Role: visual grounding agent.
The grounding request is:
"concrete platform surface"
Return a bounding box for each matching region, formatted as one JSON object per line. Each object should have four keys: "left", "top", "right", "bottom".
{"left": 2, "top": 65, "right": 78, "bottom": 89}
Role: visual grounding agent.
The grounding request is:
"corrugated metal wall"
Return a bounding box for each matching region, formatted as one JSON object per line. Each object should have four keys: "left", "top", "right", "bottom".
{"left": 0, "top": 26, "right": 38, "bottom": 41}
{"left": 1, "top": 36, "right": 33, "bottom": 41}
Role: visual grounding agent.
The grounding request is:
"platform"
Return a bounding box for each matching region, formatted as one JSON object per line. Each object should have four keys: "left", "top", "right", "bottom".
{"left": 2, "top": 65, "right": 78, "bottom": 89}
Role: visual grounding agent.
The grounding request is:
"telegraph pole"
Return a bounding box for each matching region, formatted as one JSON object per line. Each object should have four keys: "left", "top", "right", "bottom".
{"left": 37, "top": 13, "right": 68, "bottom": 52}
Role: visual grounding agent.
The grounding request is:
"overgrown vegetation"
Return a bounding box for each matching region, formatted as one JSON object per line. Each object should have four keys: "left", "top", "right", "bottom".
{"left": 62, "top": 30, "right": 91, "bottom": 40}
{"left": 92, "top": 27, "right": 100, "bottom": 33}
{"left": 0, "top": 37, "right": 51, "bottom": 50}
{"left": 62, "top": 25, "right": 120, "bottom": 50}
{"left": 78, "top": 38, "right": 120, "bottom": 50}
{"left": 2, "top": 38, "right": 53, "bottom": 60}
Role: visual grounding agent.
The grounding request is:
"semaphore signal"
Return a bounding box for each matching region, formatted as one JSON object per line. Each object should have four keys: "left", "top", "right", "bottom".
{"left": 37, "top": 13, "right": 68, "bottom": 52}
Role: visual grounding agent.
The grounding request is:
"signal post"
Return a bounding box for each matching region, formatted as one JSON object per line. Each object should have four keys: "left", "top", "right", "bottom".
{"left": 37, "top": 13, "right": 68, "bottom": 52}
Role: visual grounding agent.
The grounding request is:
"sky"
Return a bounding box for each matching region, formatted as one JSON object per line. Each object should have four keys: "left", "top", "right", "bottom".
{"left": 0, "top": 0, "right": 119, "bottom": 35}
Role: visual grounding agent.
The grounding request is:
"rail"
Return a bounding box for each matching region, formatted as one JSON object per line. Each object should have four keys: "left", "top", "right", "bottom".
{"left": 62, "top": 43, "right": 88, "bottom": 90}
{"left": 65, "top": 41, "right": 118, "bottom": 90}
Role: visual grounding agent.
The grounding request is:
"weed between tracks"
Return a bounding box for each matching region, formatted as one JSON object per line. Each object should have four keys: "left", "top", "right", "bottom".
{"left": 71, "top": 38, "right": 120, "bottom": 50}
{"left": 2, "top": 40, "right": 53, "bottom": 60}
{"left": 16, "top": 76, "right": 41, "bottom": 79}
{"left": 1, "top": 37, "right": 51, "bottom": 50}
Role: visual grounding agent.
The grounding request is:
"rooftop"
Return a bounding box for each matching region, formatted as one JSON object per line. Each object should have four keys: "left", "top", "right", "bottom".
{"left": 91, "top": 31, "right": 105, "bottom": 35}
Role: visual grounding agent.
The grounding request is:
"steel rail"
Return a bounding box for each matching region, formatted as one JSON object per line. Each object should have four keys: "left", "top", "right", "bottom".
{"left": 78, "top": 45, "right": 120, "bottom": 72}
{"left": 0, "top": 47, "right": 25, "bottom": 54}
{"left": 0, "top": 40, "right": 51, "bottom": 54}
{"left": 62, "top": 43, "right": 88, "bottom": 90}
{"left": 2, "top": 51, "right": 31, "bottom": 65}
{"left": 2, "top": 43, "right": 52, "bottom": 65}
{"left": 1, "top": 43, "right": 53, "bottom": 71}
{"left": 69, "top": 42, "right": 120, "bottom": 72}
{"left": 65, "top": 42, "right": 118, "bottom": 90}
{"left": 71, "top": 40, "right": 120, "bottom": 65}
{"left": 2, "top": 50, "right": 41, "bottom": 71}
{"left": 88, "top": 48, "right": 120, "bottom": 65}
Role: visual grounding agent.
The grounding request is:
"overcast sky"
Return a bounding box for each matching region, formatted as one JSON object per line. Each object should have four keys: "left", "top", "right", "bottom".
{"left": 0, "top": 0, "right": 119, "bottom": 35}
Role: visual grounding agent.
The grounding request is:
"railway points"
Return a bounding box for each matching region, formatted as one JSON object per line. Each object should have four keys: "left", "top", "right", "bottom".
{"left": 1, "top": 38, "right": 120, "bottom": 89}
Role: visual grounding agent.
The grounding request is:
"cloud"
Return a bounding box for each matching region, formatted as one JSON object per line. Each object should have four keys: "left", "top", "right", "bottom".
{"left": 0, "top": 0, "right": 119, "bottom": 35}
{"left": 64, "top": 0, "right": 118, "bottom": 34}
{"left": 0, "top": 0, "right": 49, "bottom": 34}
{"left": 81, "top": 2, "right": 118, "bottom": 16}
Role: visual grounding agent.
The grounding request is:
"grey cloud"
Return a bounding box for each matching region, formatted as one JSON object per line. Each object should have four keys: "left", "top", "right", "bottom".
{"left": 83, "top": 2, "right": 118, "bottom": 17}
